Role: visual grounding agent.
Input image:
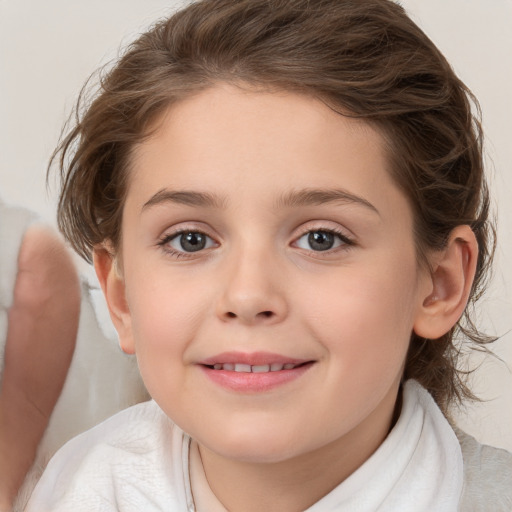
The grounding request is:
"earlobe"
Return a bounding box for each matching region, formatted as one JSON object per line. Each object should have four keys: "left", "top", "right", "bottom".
{"left": 414, "top": 225, "right": 478, "bottom": 340}
{"left": 93, "top": 245, "right": 135, "bottom": 354}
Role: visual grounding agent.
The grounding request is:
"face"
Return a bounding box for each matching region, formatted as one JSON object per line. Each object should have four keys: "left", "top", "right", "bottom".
{"left": 106, "top": 85, "right": 433, "bottom": 465}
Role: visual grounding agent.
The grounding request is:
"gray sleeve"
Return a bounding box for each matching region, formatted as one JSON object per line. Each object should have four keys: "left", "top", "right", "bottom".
{"left": 455, "top": 428, "right": 512, "bottom": 512}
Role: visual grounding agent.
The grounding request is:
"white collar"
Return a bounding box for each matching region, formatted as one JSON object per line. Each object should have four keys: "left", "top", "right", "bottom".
{"left": 306, "top": 380, "right": 463, "bottom": 511}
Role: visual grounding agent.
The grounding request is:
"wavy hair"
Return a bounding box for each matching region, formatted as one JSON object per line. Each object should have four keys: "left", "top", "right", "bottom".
{"left": 52, "top": 0, "right": 495, "bottom": 411}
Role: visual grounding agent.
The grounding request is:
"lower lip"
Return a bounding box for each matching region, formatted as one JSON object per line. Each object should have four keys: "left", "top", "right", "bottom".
{"left": 199, "top": 363, "right": 314, "bottom": 393}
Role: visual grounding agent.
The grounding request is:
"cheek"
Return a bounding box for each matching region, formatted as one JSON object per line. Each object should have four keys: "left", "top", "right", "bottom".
{"left": 301, "top": 261, "right": 420, "bottom": 366}
{"left": 126, "top": 263, "right": 213, "bottom": 342}
{"left": 125, "top": 277, "right": 200, "bottom": 411}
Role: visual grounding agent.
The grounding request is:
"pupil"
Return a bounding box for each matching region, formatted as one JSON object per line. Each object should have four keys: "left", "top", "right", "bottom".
{"left": 308, "top": 231, "right": 334, "bottom": 251}
{"left": 181, "top": 232, "right": 206, "bottom": 252}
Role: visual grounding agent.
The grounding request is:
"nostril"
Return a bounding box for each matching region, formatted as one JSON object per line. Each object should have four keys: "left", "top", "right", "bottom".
{"left": 223, "top": 310, "right": 275, "bottom": 321}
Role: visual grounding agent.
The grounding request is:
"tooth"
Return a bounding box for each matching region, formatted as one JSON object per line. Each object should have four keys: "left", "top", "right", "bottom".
{"left": 252, "top": 364, "right": 270, "bottom": 373}
{"left": 211, "top": 362, "right": 297, "bottom": 372}
{"left": 234, "top": 364, "right": 252, "bottom": 373}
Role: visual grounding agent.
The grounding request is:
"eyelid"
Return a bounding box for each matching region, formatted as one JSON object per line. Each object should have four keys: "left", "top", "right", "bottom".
{"left": 157, "top": 221, "right": 218, "bottom": 242}
{"left": 157, "top": 223, "right": 220, "bottom": 257}
{"left": 290, "top": 222, "right": 355, "bottom": 252}
{"left": 292, "top": 220, "right": 355, "bottom": 240}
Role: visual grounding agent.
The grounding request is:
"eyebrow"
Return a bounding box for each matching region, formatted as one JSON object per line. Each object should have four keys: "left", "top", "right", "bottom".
{"left": 276, "top": 188, "right": 379, "bottom": 215}
{"left": 142, "top": 187, "right": 379, "bottom": 215}
{"left": 142, "top": 189, "right": 226, "bottom": 211}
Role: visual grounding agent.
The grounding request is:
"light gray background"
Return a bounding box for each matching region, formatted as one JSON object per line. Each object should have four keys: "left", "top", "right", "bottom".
{"left": 1, "top": 0, "right": 511, "bottom": 450}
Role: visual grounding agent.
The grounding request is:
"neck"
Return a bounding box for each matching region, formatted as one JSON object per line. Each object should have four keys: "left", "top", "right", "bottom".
{"left": 198, "top": 388, "right": 400, "bottom": 512}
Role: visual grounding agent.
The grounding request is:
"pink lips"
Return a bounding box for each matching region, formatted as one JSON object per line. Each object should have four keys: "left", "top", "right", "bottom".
{"left": 198, "top": 351, "right": 314, "bottom": 392}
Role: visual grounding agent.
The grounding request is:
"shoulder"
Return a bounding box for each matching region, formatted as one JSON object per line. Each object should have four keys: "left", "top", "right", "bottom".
{"left": 455, "top": 428, "right": 512, "bottom": 511}
{"left": 0, "top": 200, "right": 38, "bottom": 263}
{"left": 6, "top": 222, "right": 79, "bottom": 315}
{"left": 25, "top": 401, "right": 191, "bottom": 512}
{"left": 16, "top": 224, "right": 77, "bottom": 287}
{"left": 0, "top": 200, "right": 38, "bottom": 308}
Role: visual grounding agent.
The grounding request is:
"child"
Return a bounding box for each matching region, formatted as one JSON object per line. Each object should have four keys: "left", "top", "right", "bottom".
{"left": 25, "top": 0, "right": 512, "bottom": 510}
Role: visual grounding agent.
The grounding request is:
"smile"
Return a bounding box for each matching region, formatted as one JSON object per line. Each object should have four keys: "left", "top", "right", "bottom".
{"left": 208, "top": 363, "right": 302, "bottom": 372}
{"left": 199, "top": 353, "right": 314, "bottom": 392}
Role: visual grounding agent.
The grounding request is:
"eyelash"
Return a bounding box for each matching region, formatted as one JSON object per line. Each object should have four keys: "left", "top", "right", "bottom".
{"left": 293, "top": 227, "right": 354, "bottom": 254}
{"left": 156, "top": 226, "right": 355, "bottom": 259}
{"left": 157, "top": 229, "right": 217, "bottom": 259}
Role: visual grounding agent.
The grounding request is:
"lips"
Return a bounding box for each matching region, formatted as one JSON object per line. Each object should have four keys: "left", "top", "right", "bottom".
{"left": 198, "top": 352, "right": 314, "bottom": 392}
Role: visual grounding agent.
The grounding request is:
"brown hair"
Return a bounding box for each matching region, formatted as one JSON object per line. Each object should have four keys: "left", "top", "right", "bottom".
{"left": 53, "top": 0, "right": 495, "bottom": 411}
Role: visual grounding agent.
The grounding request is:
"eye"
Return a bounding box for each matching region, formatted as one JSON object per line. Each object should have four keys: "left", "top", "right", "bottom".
{"left": 294, "top": 229, "right": 350, "bottom": 252}
{"left": 164, "top": 231, "right": 216, "bottom": 253}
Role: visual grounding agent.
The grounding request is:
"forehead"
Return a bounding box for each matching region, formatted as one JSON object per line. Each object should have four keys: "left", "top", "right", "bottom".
{"left": 126, "top": 84, "right": 405, "bottom": 221}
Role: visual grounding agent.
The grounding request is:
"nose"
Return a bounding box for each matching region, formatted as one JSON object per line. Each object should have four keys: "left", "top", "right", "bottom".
{"left": 216, "top": 248, "right": 288, "bottom": 325}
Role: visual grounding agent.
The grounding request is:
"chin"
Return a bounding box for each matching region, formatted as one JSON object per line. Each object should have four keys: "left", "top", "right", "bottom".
{"left": 198, "top": 425, "right": 312, "bottom": 464}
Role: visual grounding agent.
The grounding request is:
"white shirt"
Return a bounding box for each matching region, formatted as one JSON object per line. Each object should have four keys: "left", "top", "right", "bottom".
{"left": 25, "top": 380, "right": 512, "bottom": 511}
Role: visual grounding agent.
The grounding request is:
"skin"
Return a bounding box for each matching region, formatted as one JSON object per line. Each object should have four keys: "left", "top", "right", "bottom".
{"left": 0, "top": 225, "right": 80, "bottom": 510}
{"left": 96, "top": 84, "right": 477, "bottom": 511}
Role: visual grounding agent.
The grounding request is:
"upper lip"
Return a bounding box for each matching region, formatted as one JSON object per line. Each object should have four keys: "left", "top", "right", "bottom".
{"left": 199, "top": 351, "right": 311, "bottom": 367}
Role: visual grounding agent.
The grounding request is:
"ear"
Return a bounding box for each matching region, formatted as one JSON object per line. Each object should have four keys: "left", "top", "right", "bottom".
{"left": 93, "top": 245, "right": 135, "bottom": 354}
{"left": 413, "top": 225, "right": 478, "bottom": 340}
